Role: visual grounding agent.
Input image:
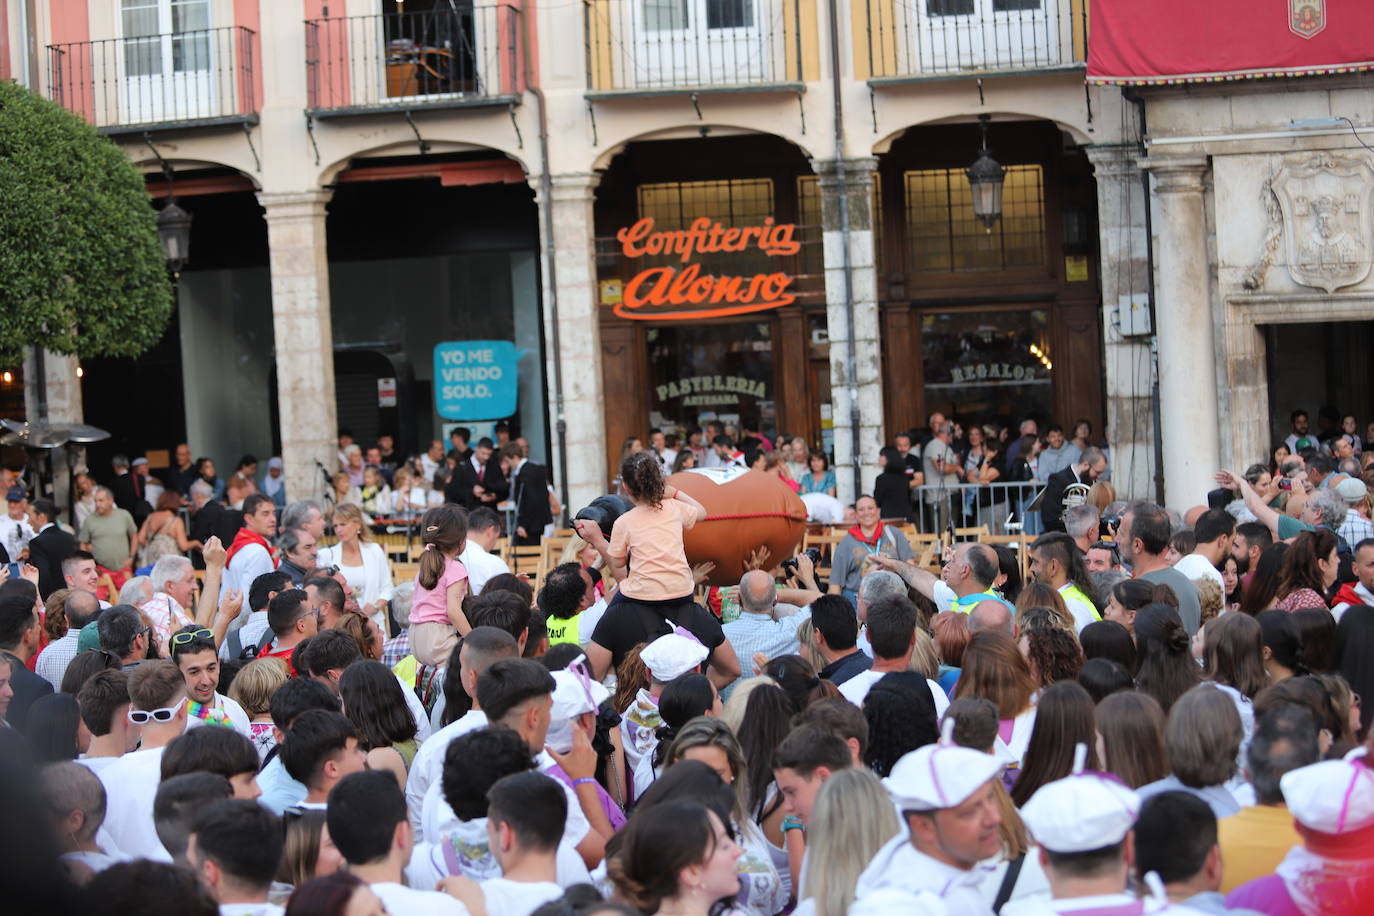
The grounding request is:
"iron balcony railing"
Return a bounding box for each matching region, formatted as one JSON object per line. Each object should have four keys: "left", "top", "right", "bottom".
{"left": 305, "top": 7, "right": 521, "bottom": 115}
{"left": 866, "top": 0, "right": 1087, "bottom": 80}
{"left": 584, "top": 0, "right": 808, "bottom": 93}
{"left": 46, "top": 26, "right": 258, "bottom": 133}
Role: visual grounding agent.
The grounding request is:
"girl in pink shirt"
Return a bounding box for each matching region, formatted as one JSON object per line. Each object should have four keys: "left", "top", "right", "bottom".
{"left": 408, "top": 505, "right": 470, "bottom": 667}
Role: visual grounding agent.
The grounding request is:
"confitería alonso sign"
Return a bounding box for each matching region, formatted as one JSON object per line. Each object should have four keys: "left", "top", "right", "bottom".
{"left": 611, "top": 216, "right": 799, "bottom": 320}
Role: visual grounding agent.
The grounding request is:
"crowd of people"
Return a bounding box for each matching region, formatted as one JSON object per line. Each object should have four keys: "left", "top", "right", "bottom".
{"left": 0, "top": 404, "right": 1372, "bottom": 916}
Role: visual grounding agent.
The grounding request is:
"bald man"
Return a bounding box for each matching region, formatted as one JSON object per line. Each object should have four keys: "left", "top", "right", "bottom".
{"left": 723, "top": 556, "right": 825, "bottom": 677}
{"left": 968, "top": 600, "right": 1015, "bottom": 637}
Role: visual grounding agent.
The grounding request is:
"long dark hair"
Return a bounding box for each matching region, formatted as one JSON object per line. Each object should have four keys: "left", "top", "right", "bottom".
{"left": 1240, "top": 543, "right": 1290, "bottom": 614}
{"left": 862, "top": 672, "right": 938, "bottom": 777}
{"left": 1292, "top": 607, "right": 1338, "bottom": 674}
{"left": 1277, "top": 529, "right": 1338, "bottom": 600}
{"left": 1203, "top": 612, "right": 1268, "bottom": 699}
{"left": 651, "top": 675, "right": 716, "bottom": 770}
{"left": 1080, "top": 620, "right": 1137, "bottom": 676}
{"left": 609, "top": 800, "right": 728, "bottom": 914}
{"left": 762, "top": 655, "right": 828, "bottom": 714}
{"left": 1011, "top": 681, "right": 1100, "bottom": 806}
{"left": 1257, "top": 609, "right": 1307, "bottom": 676}
{"left": 1337, "top": 605, "right": 1374, "bottom": 737}
{"left": 733, "top": 684, "right": 794, "bottom": 822}
{"left": 418, "top": 505, "right": 468, "bottom": 591}
{"left": 1133, "top": 603, "right": 1202, "bottom": 714}
{"left": 24, "top": 694, "right": 82, "bottom": 763}
{"left": 1095, "top": 690, "right": 1168, "bottom": 789}
{"left": 339, "top": 660, "right": 417, "bottom": 749}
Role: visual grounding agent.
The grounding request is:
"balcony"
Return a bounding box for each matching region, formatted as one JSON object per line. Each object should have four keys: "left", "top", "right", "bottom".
{"left": 584, "top": 0, "right": 813, "bottom": 96}
{"left": 305, "top": 7, "right": 522, "bottom": 118}
{"left": 864, "top": 0, "right": 1087, "bottom": 83}
{"left": 46, "top": 26, "right": 258, "bottom": 134}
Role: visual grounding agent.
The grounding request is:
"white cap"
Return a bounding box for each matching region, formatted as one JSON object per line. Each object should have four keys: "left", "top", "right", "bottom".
{"left": 641, "top": 632, "right": 708, "bottom": 682}
{"left": 1281, "top": 747, "right": 1374, "bottom": 836}
{"left": 883, "top": 720, "right": 1004, "bottom": 812}
{"left": 550, "top": 665, "right": 610, "bottom": 721}
{"left": 131, "top": 457, "right": 149, "bottom": 467}
{"left": 1021, "top": 744, "right": 1139, "bottom": 853}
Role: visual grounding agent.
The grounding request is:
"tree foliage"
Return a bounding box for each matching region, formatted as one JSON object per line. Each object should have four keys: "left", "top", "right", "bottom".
{"left": 0, "top": 80, "right": 173, "bottom": 363}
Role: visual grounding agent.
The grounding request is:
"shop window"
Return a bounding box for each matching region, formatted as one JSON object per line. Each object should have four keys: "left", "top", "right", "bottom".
{"left": 921, "top": 308, "right": 1052, "bottom": 425}
{"left": 647, "top": 322, "right": 777, "bottom": 442}
{"left": 636, "top": 178, "right": 776, "bottom": 275}
{"left": 904, "top": 165, "right": 1045, "bottom": 272}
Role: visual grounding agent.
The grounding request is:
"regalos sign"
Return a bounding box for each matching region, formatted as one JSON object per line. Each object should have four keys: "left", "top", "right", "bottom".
{"left": 612, "top": 216, "right": 799, "bottom": 320}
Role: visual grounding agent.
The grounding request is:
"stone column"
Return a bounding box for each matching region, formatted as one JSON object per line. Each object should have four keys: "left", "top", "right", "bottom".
{"left": 812, "top": 157, "right": 884, "bottom": 506}
{"left": 258, "top": 190, "right": 338, "bottom": 506}
{"left": 1140, "top": 156, "right": 1220, "bottom": 509}
{"left": 1086, "top": 146, "right": 1155, "bottom": 503}
{"left": 535, "top": 173, "right": 607, "bottom": 514}
{"left": 23, "top": 348, "right": 84, "bottom": 509}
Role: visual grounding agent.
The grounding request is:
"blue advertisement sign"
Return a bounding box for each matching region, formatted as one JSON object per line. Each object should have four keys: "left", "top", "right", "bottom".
{"left": 433, "top": 340, "right": 519, "bottom": 420}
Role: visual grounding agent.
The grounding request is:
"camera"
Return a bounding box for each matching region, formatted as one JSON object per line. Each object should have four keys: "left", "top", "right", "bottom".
{"left": 1098, "top": 514, "right": 1120, "bottom": 540}
{"left": 781, "top": 546, "right": 822, "bottom": 576}
{"left": 1277, "top": 478, "right": 1294, "bottom": 491}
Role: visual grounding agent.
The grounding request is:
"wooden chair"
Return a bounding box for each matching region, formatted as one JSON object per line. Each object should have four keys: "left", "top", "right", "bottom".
{"left": 391, "top": 562, "right": 420, "bottom": 584}
{"left": 952, "top": 525, "right": 990, "bottom": 542}
{"left": 803, "top": 527, "right": 849, "bottom": 579}
{"left": 980, "top": 533, "right": 1031, "bottom": 580}
{"left": 541, "top": 537, "right": 571, "bottom": 572}
{"left": 509, "top": 545, "right": 545, "bottom": 582}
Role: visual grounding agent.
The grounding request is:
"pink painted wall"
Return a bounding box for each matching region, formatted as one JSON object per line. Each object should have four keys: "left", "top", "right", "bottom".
{"left": 49, "top": 0, "right": 94, "bottom": 119}
{"left": 233, "top": 0, "right": 263, "bottom": 114}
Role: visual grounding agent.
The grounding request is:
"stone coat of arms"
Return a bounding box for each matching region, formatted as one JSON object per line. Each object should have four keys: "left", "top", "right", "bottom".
{"left": 1271, "top": 153, "right": 1374, "bottom": 293}
{"left": 1289, "top": 0, "right": 1326, "bottom": 39}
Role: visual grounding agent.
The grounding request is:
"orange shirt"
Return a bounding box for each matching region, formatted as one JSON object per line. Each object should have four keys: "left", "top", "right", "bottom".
{"left": 609, "top": 499, "right": 703, "bottom": 601}
{"left": 1217, "top": 804, "right": 1302, "bottom": 892}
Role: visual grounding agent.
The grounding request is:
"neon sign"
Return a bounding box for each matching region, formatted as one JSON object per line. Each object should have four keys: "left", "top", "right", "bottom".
{"left": 612, "top": 216, "right": 799, "bottom": 320}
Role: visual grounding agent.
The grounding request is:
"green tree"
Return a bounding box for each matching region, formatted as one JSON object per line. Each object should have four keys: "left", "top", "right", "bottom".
{"left": 0, "top": 80, "right": 173, "bottom": 364}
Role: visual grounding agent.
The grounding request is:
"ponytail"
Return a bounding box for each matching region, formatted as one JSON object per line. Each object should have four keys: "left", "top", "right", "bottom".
{"left": 417, "top": 505, "right": 468, "bottom": 591}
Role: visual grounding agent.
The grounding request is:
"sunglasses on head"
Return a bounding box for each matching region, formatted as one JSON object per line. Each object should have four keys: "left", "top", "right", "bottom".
{"left": 128, "top": 702, "right": 184, "bottom": 724}
{"left": 170, "top": 628, "right": 214, "bottom": 647}
{"left": 1091, "top": 540, "right": 1121, "bottom": 556}
{"left": 318, "top": 566, "right": 340, "bottom": 576}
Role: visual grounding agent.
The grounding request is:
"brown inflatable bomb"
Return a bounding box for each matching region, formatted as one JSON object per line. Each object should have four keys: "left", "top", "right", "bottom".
{"left": 667, "top": 468, "right": 807, "bottom": 587}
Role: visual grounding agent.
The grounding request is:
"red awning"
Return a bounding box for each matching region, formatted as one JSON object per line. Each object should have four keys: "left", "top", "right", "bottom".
{"left": 1088, "top": 0, "right": 1374, "bottom": 85}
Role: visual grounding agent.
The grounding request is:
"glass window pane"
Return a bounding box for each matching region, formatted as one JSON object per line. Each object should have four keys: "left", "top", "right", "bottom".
{"left": 927, "top": 0, "right": 976, "bottom": 15}
{"left": 171, "top": 0, "right": 211, "bottom": 33}
{"left": 707, "top": 0, "right": 754, "bottom": 29}
{"left": 172, "top": 34, "right": 211, "bottom": 72}
{"left": 647, "top": 323, "right": 776, "bottom": 443}
{"left": 905, "top": 165, "right": 1043, "bottom": 272}
{"left": 992, "top": 0, "right": 1042, "bottom": 11}
{"left": 644, "top": 0, "right": 688, "bottom": 31}
{"left": 921, "top": 308, "right": 1053, "bottom": 425}
{"left": 121, "top": 1, "right": 160, "bottom": 38}
{"left": 124, "top": 37, "right": 162, "bottom": 76}
{"left": 636, "top": 178, "right": 776, "bottom": 274}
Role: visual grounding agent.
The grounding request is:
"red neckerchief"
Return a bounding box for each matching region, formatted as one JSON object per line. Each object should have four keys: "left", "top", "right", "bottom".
{"left": 848, "top": 521, "right": 885, "bottom": 547}
{"left": 226, "top": 527, "right": 280, "bottom": 569}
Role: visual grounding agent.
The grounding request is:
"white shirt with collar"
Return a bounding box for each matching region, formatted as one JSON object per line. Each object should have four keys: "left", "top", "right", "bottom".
{"left": 3, "top": 514, "right": 35, "bottom": 561}
{"left": 459, "top": 541, "right": 510, "bottom": 596}
{"left": 855, "top": 830, "right": 996, "bottom": 916}
{"left": 407, "top": 710, "right": 489, "bottom": 836}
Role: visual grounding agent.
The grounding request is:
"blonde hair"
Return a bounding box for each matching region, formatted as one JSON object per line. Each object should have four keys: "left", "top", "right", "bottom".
{"left": 908, "top": 628, "right": 940, "bottom": 680}
{"left": 331, "top": 503, "right": 373, "bottom": 542}
{"left": 1087, "top": 481, "right": 1117, "bottom": 512}
{"left": 228, "top": 657, "right": 290, "bottom": 717}
{"left": 795, "top": 619, "right": 826, "bottom": 671}
{"left": 720, "top": 675, "right": 779, "bottom": 734}
{"left": 662, "top": 717, "right": 751, "bottom": 823}
{"left": 801, "top": 768, "right": 901, "bottom": 916}
{"left": 1194, "top": 577, "right": 1223, "bottom": 628}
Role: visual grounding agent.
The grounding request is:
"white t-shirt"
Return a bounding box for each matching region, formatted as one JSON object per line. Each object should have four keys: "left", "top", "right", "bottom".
{"left": 372, "top": 881, "right": 469, "bottom": 916}
{"left": 421, "top": 769, "right": 591, "bottom": 867}
{"left": 406, "top": 817, "right": 591, "bottom": 891}
{"left": 186, "top": 692, "right": 252, "bottom": 736}
{"left": 838, "top": 669, "right": 950, "bottom": 718}
{"left": 459, "top": 542, "right": 511, "bottom": 597}
{"left": 1173, "top": 553, "right": 1225, "bottom": 591}
{"left": 407, "top": 710, "right": 489, "bottom": 837}
{"left": 61, "top": 849, "right": 126, "bottom": 875}
{"left": 479, "top": 878, "right": 564, "bottom": 916}
{"left": 219, "top": 904, "right": 285, "bottom": 916}
{"left": 98, "top": 745, "right": 172, "bottom": 861}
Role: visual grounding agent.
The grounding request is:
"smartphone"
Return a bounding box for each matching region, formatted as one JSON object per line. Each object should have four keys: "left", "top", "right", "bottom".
{"left": 5, "top": 562, "right": 19, "bottom": 579}
{"left": 1276, "top": 478, "right": 1294, "bottom": 491}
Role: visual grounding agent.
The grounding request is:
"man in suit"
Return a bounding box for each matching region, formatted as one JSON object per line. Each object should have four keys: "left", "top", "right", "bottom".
{"left": 1039, "top": 447, "right": 1109, "bottom": 534}
{"left": 189, "top": 480, "right": 240, "bottom": 568}
{"left": 25, "top": 498, "right": 77, "bottom": 600}
{"left": 0, "top": 578, "right": 54, "bottom": 730}
{"left": 499, "top": 443, "right": 552, "bottom": 546}
{"left": 444, "top": 438, "right": 507, "bottom": 510}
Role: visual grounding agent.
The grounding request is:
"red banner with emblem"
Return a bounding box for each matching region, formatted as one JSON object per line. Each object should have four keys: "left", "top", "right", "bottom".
{"left": 1088, "top": 0, "right": 1374, "bottom": 85}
